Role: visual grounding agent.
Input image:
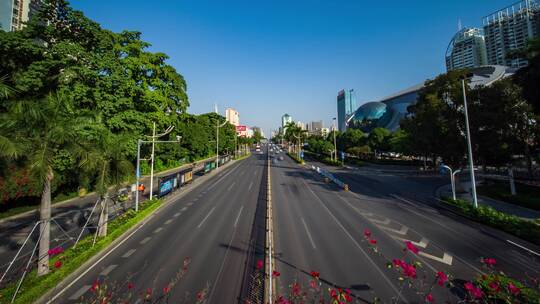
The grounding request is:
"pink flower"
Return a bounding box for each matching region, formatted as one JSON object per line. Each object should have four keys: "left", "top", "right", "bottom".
{"left": 163, "top": 285, "right": 170, "bottom": 293}
{"left": 48, "top": 247, "right": 64, "bottom": 256}
{"left": 405, "top": 241, "right": 419, "bottom": 254}
{"left": 464, "top": 282, "right": 482, "bottom": 299}
{"left": 369, "top": 239, "right": 377, "bottom": 245}
{"left": 507, "top": 282, "right": 521, "bottom": 296}
{"left": 488, "top": 281, "right": 501, "bottom": 292}
{"left": 276, "top": 296, "right": 290, "bottom": 304}
{"left": 309, "top": 279, "right": 317, "bottom": 289}
{"left": 425, "top": 293, "right": 434, "bottom": 303}
{"left": 127, "top": 282, "right": 134, "bottom": 290}
{"left": 256, "top": 260, "right": 264, "bottom": 270}
{"left": 272, "top": 270, "right": 280, "bottom": 277}
{"left": 363, "top": 229, "right": 371, "bottom": 238}
{"left": 393, "top": 259, "right": 405, "bottom": 268}
{"left": 436, "top": 271, "right": 448, "bottom": 287}
{"left": 343, "top": 293, "right": 353, "bottom": 302}
{"left": 471, "top": 287, "right": 483, "bottom": 299}
{"left": 91, "top": 280, "right": 100, "bottom": 292}
{"left": 482, "top": 257, "right": 496, "bottom": 267}
{"left": 54, "top": 260, "right": 62, "bottom": 269}
{"left": 291, "top": 282, "right": 301, "bottom": 296}
{"left": 197, "top": 290, "right": 205, "bottom": 301}
{"left": 329, "top": 288, "right": 338, "bottom": 299}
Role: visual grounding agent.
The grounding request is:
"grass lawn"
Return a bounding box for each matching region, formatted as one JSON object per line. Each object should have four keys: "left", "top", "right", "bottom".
{"left": 478, "top": 180, "right": 540, "bottom": 211}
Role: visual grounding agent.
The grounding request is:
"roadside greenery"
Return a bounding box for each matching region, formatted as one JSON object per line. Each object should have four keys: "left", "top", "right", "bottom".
{"left": 441, "top": 198, "right": 540, "bottom": 246}
{"left": 478, "top": 180, "right": 540, "bottom": 211}
{"left": 287, "top": 152, "right": 304, "bottom": 165}
{"left": 0, "top": 198, "right": 163, "bottom": 304}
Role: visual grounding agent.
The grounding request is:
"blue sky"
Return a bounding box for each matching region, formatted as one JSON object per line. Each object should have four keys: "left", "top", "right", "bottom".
{"left": 71, "top": 0, "right": 513, "bottom": 136}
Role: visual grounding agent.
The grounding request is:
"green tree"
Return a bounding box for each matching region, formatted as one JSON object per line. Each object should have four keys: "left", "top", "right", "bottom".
{"left": 367, "top": 127, "right": 391, "bottom": 153}
{"left": 0, "top": 93, "right": 87, "bottom": 276}
{"left": 338, "top": 128, "right": 366, "bottom": 151}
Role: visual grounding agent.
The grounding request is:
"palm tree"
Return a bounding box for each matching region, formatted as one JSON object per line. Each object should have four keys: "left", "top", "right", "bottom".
{"left": 0, "top": 92, "right": 86, "bottom": 276}
{"left": 80, "top": 129, "right": 133, "bottom": 237}
{"left": 284, "top": 122, "right": 306, "bottom": 157}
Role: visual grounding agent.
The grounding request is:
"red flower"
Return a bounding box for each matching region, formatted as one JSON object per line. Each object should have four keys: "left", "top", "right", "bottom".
{"left": 127, "top": 282, "right": 134, "bottom": 290}
{"left": 329, "top": 288, "right": 338, "bottom": 299}
{"left": 291, "top": 282, "right": 301, "bottom": 296}
{"left": 464, "top": 282, "right": 483, "bottom": 299}
{"left": 163, "top": 285, "right": 170, "bottom": 294}
{"left": 310, "top": 271, "right": 320, "bottom": 278}
{"left": 276, "top": 296, "right": 290, "bottom": 304}
{"left": 369, "top": 239, "right": 377, "bottom": 245}
{"left": 309, "top": 279, "right": 317, "bottom": 289}
{"left": 363, "top": 229, "right": 371, "bottom": 238}
{"left": 48, "top": 247, "right": 64, "bottom": 256}
{"left": 54, "top": 260, "right": 62, "bottom": 268}
{"left": 401, "top": 262, "right": 417, "bottom": 279}
{"left": 405, "top": 241, "right": 419, "bottom": 254}
{"left": 91, "top": 280, "right": 100, "bottom": 292}
{"left": 488, "top": 281, "right": 501, "bottom": 292}
{"left": 256, "top": 260, "right": 264, "bottom": 270}
{"left": 464, "top": 282, "right": 475, "bottom": 291}
{"left": 146, "top": 288, "right": 153, "bottom": 296}
{"left": 197, "top": 290, "right": 205, "bottom": 301}
{"left": 343, "top": 293, "right": 353, "bottom": 302}
{"left": 482, "top": 258, "right": 496, "bottom": 267}
{"left": 272, "top": 270, "right": 280, "bottom": 277}
{"left": 393, "top": 259, "right": 405, "bottom": 268}
{"left": 436, "top": 271, "right": 448, "bottom": 286}
{"left": 425, "top": 293, "right": 434, "bottom": 303}
{"left": 507, "top": 282, "right": 521, "bottom": 296}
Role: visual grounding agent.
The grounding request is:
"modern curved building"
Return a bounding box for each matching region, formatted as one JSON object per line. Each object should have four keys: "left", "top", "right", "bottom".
{"left": 445, "top": 28, "right": 488, "bottom": 71}
{"left": 349, "top": 65, "right": 516, "bottom": 132}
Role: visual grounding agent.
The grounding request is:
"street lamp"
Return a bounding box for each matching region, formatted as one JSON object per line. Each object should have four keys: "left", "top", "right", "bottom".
{"left": 134, "top": 124, "right": 179, "bottom": 211}
{"left": 332, "top": 118, "right": 337, "bottom": 161}
{"left": 460, "top": 73, "right": 478, "bottom": 208}
{"left": 442, "top": 165, "right": 461, "bottom": 201}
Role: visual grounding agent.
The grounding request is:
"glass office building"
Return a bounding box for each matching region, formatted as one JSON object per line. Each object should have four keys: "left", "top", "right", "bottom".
{"left": 336, "top": 89, "right": 357, "bottom": 132}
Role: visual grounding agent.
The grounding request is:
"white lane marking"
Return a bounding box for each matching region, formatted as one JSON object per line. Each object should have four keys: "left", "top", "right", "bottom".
{"left": 418, "top": 252, "right": 453, "bottom": 265}
{"left": 122, "top": 249, "right": 136, "bottom": 258}
{"left": 302, "top": 181, "right": 406, "bottom": 302}
{"left": 99, "top": 264, "right": 117, "bottom": 276}
{"left": 198, "top": 207, "right": 216, "bottom": 228}
{"left": 208, "top": 165, "right": 240, "bottom": 190}
{"left": 140, "top": 237, "right": 151, "bottom": 244}
{"left": 69, "top": 285, "right": 91, "bottom": 300}
{"left": 153, "top": 227, "right": 163, "bottom": 233}
{"left": 46, "top": 208, "right": 154, "bottom": 303}
{"left": 227, "top": 182, "right": 236, "bottom": 192}
{"left": 181, "top": 207, "right": 188, "bottom": 211}
{"left": 301, "top": 218, "right": 317, "bottom": 249}
{"left": 164, "top": 219, "right": 173, "bottom": 225}
{"left": 391, "top": 236, "right": 430, "bottom": 248}
{"left": 377, "top": 224, "right": 408, "bottom": 235}
{"left": 234, "top": 206, "right": 244, "bottom": 228}
{"left": 248, "top": 181, "right": 253, "bottom": 191}
{"left": 369, "top": 218, "right": 391, "bottom": 225}
{"left": 507, "top": 240, "right": 540, "bottom": 257}
{"left": 174, "top": 212, "right": 181, "bottom": 217}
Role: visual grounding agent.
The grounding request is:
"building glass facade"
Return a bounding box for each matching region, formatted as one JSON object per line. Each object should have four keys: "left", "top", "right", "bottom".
{"left": 446, "top": 28, "right": 488, "bottom": 71}
{"left": 336, "top": 89, "right": 357, "bottom": 132}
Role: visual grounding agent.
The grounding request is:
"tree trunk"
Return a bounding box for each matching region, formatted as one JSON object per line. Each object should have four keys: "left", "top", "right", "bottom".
{"left": 37, "top": 169, "right": 53, "bottom": 276}
{"left": 98, "top": 196, "right": 108, "bottom": 237}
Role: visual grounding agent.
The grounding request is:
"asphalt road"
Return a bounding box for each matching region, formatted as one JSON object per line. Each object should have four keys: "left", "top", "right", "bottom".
{"left": 26, "top": 152, "right": 266, "bottom": 303}
{"left": 270, "top": 154, "right": 540, "bottom": 302}
{"left": 0, "top": 157, "right": 220, "bottom": 284}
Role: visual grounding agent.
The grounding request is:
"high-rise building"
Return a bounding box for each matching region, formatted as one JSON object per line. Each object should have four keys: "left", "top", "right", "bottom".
{"left": 1, "top": 0, "right": 40, "bottom": 32}
{"left": 308, "top": 121, "right": 323, "bottom": 135}
{"left": 446, "top": 28, "right": 488, "bottom": 71}
{"left": 296, "top": 121, "right": 306, "bottom": 130}
{"left": 252, "top": 126, "right": 264, "bottom": 138}
{"left": 225, "top": 108, "right": 240, "bottom": 126}
{"left": 483, "top": 0, "right": 540, "bottom": 68}
{"left": 336, "top": 89, "right": 357, "bottom": 132}
{"left": 281, "top": 114, "right": 292, "bottom": 130}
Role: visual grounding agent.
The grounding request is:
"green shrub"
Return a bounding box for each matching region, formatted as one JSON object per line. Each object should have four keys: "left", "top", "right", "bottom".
{"left": 442, "top": 198, "right": 540, "bottom": 245}
{"left": 287, "top": 153, "right": 304, "bottom": 164}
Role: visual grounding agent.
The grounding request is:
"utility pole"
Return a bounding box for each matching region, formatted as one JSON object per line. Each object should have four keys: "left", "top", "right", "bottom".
{"left": 150, "top": 122, "right": 156, "bottom": 200}
{"left": 333, "top": 118, "right": 337, "bottom": 161}
{"left": 216, "top": 118, "right": 228, "bottom": 169}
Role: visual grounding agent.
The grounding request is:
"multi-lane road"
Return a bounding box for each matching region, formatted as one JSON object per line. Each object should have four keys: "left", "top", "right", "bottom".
{"left": 3, "top": 146, "right": 539, "bottom": 303}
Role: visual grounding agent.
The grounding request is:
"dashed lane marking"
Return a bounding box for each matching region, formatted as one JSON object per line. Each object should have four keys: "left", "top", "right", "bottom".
{"left": 153, "top": 227, "right": 163, "bottom": 233}
{"left": 187, "top": 202, "right": 193, "bottom": 206}
{"left": 377, "top": 224, "right": 408, "bottom": 235}
{"left": 507, "top": 240, "right": 540, "bottom": 257}
{"left": 174, "top": 212, "right": 181, "bottom": 217}
{"left": 227, "top": 182, "right": 236, "bottom": 191}
{"left": 301, "top": 218, "right": 317, "bottom": 250}
{"left": 140, "top": 237, "right": 151, "bottom": 245}
{"left": 181, "top": 207, "right": 188, "bottom": 211}
{"left": 419, "top": 252, "right": 453, "bottom": 265}
{"left": 198, "top": 207, "right": 216, "bottom": 228}
{"left": 99, "top": 264, "right": 117, "bottom": 276}
{"left": 122, "top": 249, "right": 136, "bottom": 258}
{"left": 248, "top": 181, "right": 253, "bottom": 191}
{"left": 164, "top": 219, "right": 173, "bottom": 225}
{"left": 69, "top": 285, "right": 91, "bottom": 300}
{"left": 234, "top": 206, "right": 244, "bottom": 228}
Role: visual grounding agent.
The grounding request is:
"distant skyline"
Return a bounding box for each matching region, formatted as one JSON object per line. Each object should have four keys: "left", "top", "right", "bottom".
{"left": 71, "top": 0, "right": 516, "bottom": 136}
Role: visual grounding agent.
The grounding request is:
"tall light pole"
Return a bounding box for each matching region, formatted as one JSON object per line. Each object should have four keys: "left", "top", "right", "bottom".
{"left": 332, "top": 118, "right": 337, "bottom": 161}
{"left": 135, "top": 135, "right": 180, "bottom": 211}
{"left": 461, "top": 74, "right": 478, "bottom": 208}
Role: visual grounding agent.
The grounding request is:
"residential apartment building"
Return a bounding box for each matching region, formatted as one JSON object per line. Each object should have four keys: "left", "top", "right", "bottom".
{"left": 225, "top": 108, "right": 240, "bottom": 126}
{"left": 446, "top": 28, "right": 488, "bottom": 71}
{"left": 483, "top": 0, "right": 540, "bottom": 68}
{"left": 1, "top": 0, "right": 40, "bottom": 32}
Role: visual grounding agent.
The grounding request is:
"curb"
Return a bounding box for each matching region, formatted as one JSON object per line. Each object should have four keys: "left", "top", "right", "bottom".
{"left": 34, "top": 158, "right": 241, "bottom": 304}
{"left": 264, "top": 152, "right": 276, "bottom": 303}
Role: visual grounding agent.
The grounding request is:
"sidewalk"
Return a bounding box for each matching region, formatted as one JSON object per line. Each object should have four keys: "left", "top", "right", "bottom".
{"left": 436, "top": 182, "right": 540, "bottom": 221}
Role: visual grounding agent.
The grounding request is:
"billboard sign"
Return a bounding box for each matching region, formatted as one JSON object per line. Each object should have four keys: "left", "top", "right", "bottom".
{"left": 158, "top": 177, "right": 174, "bottom": 197}
{"left": 236, "top": 125, "right": 247, "bottom": 132}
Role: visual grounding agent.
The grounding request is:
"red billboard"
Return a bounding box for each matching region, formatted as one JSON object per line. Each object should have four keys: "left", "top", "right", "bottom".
{"left": 236, "top": 125, "right": 247, "bottom": 132}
